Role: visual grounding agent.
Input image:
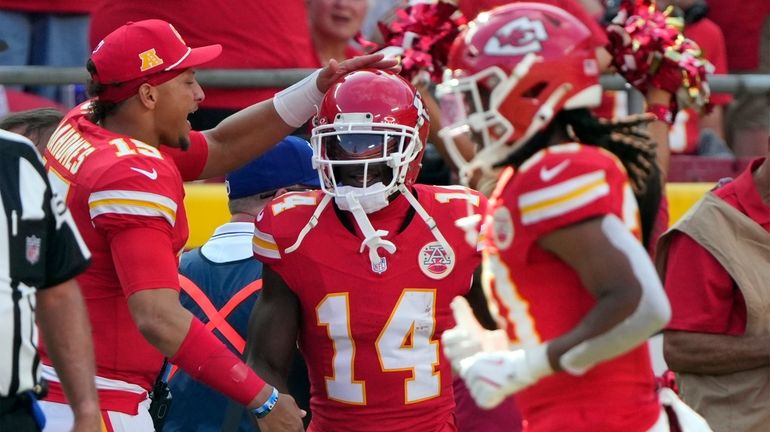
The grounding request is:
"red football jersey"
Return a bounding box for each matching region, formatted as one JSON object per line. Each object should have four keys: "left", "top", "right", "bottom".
{"left": 41, "top": 103, "right": 207, "bottom": 411}
{"left": 253, "top": 185, "right": 487, "bottom": 432}
{"left": 483, "top": 144, "right": 660, "bottom": 431}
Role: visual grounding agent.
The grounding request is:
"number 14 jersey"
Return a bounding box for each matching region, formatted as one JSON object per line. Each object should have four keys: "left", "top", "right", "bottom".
{"left": 253, "top": 185, "right": 487, "bottom": 432}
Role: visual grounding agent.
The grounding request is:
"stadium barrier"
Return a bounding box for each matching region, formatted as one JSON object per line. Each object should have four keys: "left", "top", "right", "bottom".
{"left": 1, "top": 67, "right": 769, "bottom": 93}
{"left": 182, "top": 182, "right": 714, "bottom": 249}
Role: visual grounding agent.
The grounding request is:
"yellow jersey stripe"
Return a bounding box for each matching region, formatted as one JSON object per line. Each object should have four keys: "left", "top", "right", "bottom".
{"left": 520, "top": 181, "right": 609, "bottom": 225}
{"left": 252, "top": 228, "right": 280, "bottom": 259}
{"left": 519, "top": 170, "right": 605, "bottom": 208}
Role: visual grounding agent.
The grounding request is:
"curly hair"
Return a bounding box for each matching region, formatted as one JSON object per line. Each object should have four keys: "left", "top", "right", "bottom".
{"left": 85, "top": 59, "right": 120, "bottom": 123}
{"left": 500, "top": 108, "right": 662, "bottom": 247}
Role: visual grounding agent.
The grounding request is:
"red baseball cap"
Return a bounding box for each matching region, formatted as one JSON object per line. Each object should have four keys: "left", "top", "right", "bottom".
{"left": 91, "top": 19, "right": 222, "bottom": 85}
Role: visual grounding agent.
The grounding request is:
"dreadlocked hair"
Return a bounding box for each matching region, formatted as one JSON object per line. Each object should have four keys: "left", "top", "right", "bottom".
{"left": 498, "top": 108, "right": 662, "bottom": 248}
{"left": 85, "top": 59, "right": 119, "bottom": 123}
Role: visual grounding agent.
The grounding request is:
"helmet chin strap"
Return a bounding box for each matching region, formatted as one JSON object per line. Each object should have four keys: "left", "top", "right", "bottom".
{"left": 282, "top": 191, "right": 398, "bottom": 274}
{"left": 339, "top": 191, "right": 397, "bottom": 271}
{"left": 284, "top": 194, "right": 333, "bottom": 254}
{"left": 398, "top": 184, "right": 455, "bottom": 263}
{"left": 285, "top": 184, "right": 457, "bottom": 275}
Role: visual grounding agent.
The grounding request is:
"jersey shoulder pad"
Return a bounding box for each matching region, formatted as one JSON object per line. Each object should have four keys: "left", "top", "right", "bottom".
{"left": 87, "top": 154, "right": 182, "bottom": 229}
{"left": 253, "top": 190, "right": 324, "bottom": 262}
{"left": 415, "top": 184, "right": 488, "bottom": 217}
{"left": 414, "top": 184, "right": 488, "bottom": 251}
{"left": 512, "top": 144, "right": 626, "bottom": 228}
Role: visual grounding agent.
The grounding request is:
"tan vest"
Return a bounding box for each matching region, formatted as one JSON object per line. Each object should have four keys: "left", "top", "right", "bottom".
{"left": 657, "top": 192, "right": 770, "bottom": 432}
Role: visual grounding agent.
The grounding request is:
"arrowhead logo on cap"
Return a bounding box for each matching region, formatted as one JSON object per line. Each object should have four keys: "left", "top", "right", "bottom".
{"left": 139, "top": 48, "right": 164, "bottom": 71}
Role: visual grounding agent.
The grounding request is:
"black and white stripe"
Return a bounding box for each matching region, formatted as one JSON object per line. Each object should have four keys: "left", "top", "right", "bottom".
{"left": 0, "top": 129, "right": 90, "bottom": 397}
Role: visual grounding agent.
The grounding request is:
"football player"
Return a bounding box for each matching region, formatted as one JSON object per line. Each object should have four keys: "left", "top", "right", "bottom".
{"left": 246, "top": 69, "right": 490, "bottom": 432}
{"left": 438, "top": 4, "right": 709, "bottom": 431}
{"left": 40, "top": 18, "right": 396, "bottom": 432}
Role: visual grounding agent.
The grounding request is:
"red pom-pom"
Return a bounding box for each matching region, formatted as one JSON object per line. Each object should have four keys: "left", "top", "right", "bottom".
{"left": 358, "top": 0, "right": 467, "bottom": 84}
{"left": 605, "top": 0, "right": 712, "bottom": 114}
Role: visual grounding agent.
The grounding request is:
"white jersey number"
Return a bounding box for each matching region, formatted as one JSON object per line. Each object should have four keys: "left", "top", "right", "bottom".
{"left": 316, "top": 290, "right": 440, "bottom": 405}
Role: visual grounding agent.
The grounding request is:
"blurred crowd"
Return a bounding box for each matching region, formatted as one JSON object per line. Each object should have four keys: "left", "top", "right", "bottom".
{"left": 0, "top": 0, "right": 767, "bottom": 165}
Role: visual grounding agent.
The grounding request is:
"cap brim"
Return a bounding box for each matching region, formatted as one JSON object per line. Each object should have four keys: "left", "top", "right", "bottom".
{"left": 174, "top": 43, "right": 222, "bottom": 70}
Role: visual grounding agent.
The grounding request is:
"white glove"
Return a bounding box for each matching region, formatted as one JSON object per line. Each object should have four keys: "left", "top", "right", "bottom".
{"left": 658, "top": 388, "right": 713, "bottom": 431}
{"left": 442, "top": 297, "right": 508, "bottom": 372}
{"left": 459, "top": 343, "right": 553, "bottom": 409}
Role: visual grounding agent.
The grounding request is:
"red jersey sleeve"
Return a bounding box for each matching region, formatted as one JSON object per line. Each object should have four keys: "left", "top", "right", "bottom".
{"left": 88, "top": 155, "right": 185, "bottom": 295}
{"left": 252, "top": 202, "right": 283, "bottom": 266}
{"left": 663, "top": 231, "right": 746, "bottom": 335}
{"left": 161, "top": 131, "right": 209, "bottom": 181}
{"left": 511, "top": 145, "right": 628, "bottom": 239}
{"left": 252, "top": 190, "right": 324, "bottom": 266}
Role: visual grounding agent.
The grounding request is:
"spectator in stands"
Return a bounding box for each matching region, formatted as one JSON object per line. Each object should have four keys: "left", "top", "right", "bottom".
{"left": 0, "top": 107, "right": 62, "bottom": 153}
{"left": 41, "top": 18, "right": 395, "bottom": 431}
{"left": 360, "top": 0, "right": 399, "bottom": 43}
{"left": 656, "top": 142, "right": 769, "bottom": 432}
{"left": 707, "top": 0, "right": 769, "bottom": 158}
{"left": 308, "top": 0, "right": 367, "bottom": 66}
{"left": 0, "top": 128, "right": 99, "bottom": 432}
{"left": 89, "top": 0, "right": 318, "bottom": 131}
{"left": 165, "top": 136, "right": 319, "bottom": 432}
{"left": 656, "top": 0, "right": 733, "bottom": 157}
{"left": 0, "top": 1, "right": 94, "bottom": 106}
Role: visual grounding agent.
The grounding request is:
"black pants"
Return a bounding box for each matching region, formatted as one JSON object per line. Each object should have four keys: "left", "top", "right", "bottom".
{"left": 0, "top": 395, "right": 39, "bottom": 432}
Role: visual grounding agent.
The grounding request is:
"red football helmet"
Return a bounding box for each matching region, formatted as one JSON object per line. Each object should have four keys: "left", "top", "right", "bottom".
{"left": 436, "top": 2, "right": 603, "bottom": 182}
{"left": 311, "top": 69, "right": 430, "bottom": 199}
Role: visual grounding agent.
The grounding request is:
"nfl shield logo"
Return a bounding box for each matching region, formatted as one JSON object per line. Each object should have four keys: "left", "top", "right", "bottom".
{"left": 26, "top": 235, "right": 41, "bottom": 265}
{"left": 372, "top": 257, "right": 388, "bottom": 274}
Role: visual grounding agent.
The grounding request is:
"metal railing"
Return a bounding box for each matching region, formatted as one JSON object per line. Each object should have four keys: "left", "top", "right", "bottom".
{"left": 1, "top": 66, "right": 769, "bottom": 93}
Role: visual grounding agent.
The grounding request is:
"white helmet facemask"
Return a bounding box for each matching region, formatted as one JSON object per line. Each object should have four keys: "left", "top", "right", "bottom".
{"left": 281, "top": 112, "right": 456, "bottom": 274}
{"left": 306, "top": 112, "right": 421, "bottom": 272}
{"left": 436, "top": 54, "right": 543, "bottom": 186}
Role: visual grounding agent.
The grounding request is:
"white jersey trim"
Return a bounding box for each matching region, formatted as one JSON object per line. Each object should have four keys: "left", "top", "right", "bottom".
{"left": 88, "top": 190, "right": 177, "bottom": 226}
{"left": 42, "top": 364, "right": 146, "bottom": 394}
{"left": 518, "top": 170, "right": 609, "bottom": 225}
{"left": 252, "top": 227, "right": 280, "bottom": 260}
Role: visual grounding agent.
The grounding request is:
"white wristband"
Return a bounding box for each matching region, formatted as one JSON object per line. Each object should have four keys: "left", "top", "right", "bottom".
{"left": 272, "top": 69, "right": 324, "bottom": 128}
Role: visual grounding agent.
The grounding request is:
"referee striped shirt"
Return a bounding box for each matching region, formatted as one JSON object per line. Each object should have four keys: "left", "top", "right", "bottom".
{"left": 0, "top": 129, "right": 90, "bottom": 397}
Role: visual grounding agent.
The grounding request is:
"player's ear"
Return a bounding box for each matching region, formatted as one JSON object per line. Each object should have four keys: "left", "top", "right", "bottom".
{"left": 137, "top": 83, "right": 157, "bottom": 108}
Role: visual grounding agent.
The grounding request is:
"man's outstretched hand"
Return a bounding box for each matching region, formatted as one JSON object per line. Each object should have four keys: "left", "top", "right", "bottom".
{"left": 316, "top": 53, "right": 401, "bottom": 93}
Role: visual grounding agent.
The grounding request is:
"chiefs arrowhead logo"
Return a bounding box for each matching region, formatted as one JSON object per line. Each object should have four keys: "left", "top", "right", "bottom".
{"left": 484, "top": 17, "right": 549, "bottom": 56}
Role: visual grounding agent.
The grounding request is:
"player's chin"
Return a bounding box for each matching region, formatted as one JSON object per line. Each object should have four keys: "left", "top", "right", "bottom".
{"left": 178, "top": 136, "right": 190, "bottom": 152}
